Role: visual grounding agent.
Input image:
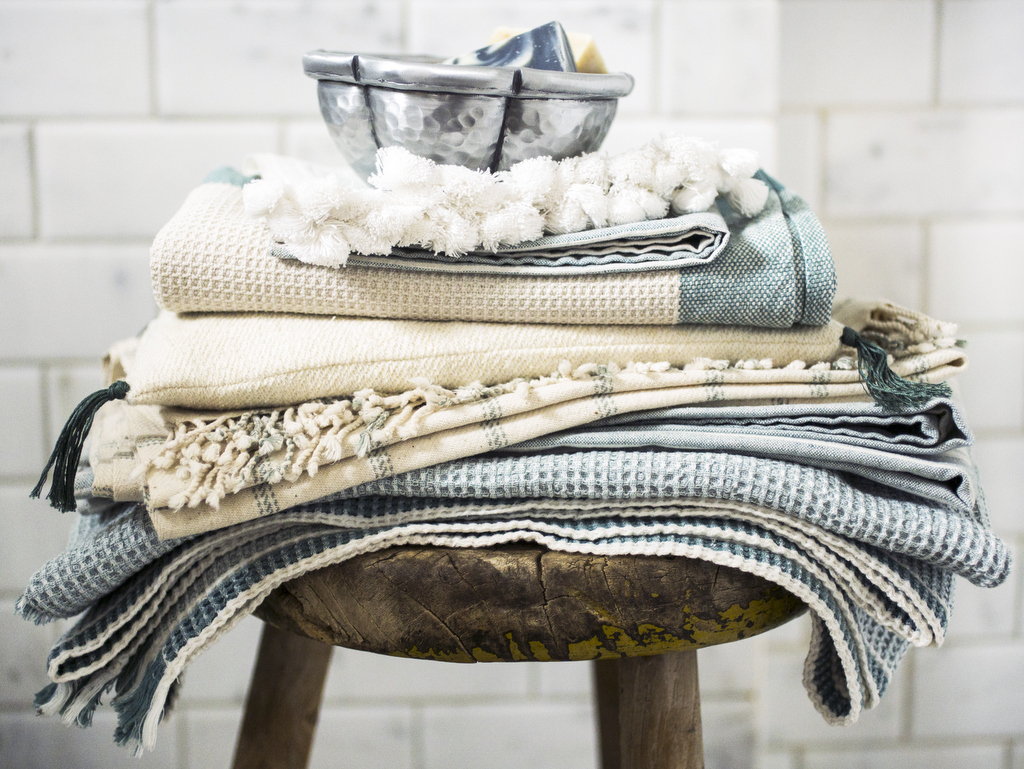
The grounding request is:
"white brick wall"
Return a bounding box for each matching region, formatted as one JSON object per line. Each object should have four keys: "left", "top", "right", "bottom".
{"left": 0, "top": 125, "right": 34, "bottom": 237}
{"left": 940, "top": 0, "right": 1024, "bottom": 102}
{"left": 780, "top": 0, "right": 935, "bottom": 106}
{"left": 660, "top": 0, "right": 779, "bottom": 115}
{"left": 774, "top": 1, "right": 1024, "bottom": 766}
{"left": 1, "top": 1, "right": 1022, "bottom": 766}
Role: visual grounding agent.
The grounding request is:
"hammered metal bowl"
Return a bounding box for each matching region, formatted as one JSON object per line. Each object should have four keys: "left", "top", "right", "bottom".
{"left": 304, "top": 51, "right": 634, "bottom": 179}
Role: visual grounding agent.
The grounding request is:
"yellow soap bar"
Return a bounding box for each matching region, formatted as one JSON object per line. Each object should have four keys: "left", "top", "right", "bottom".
{"left": 488, "top": 26, "right": 608, "bottom": 74}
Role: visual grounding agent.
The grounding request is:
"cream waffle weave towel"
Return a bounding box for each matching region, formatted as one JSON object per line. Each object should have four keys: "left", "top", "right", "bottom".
{"left": 150, "top": 169, "right": 835, "bottom": 327}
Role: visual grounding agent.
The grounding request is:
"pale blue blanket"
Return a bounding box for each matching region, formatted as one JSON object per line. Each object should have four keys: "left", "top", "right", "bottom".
{"left": 20, "top": 447, "right": 1009, "bottom": 752}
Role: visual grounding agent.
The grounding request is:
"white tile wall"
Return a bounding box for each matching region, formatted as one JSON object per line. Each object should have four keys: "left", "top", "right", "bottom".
{"left": 0, "top": 367, "right": 45, "bottom": 477}
{"left": 0, "top": 1, "right": 149, "bottom": 117}
{"left": 912, "top": 641, "right": 1024, "bottom": 736}
{"left": 704, "top": 700, "right": 757, "bottom": 769}
{"left": 0, "top": 246, "right": 156, "bottom": 360}
{"left": 0, "top": 599, "right": 61, "bottom": 706}
{"left": 973, "top": 438, "right": 1024, "bottom": 533}
{"left": 535, "top": 660, "right": 593, "bottom": 697}
{"left": 660, "top": 0, "right": 779, "bottom": 115}
{"left": 803, "top": 744, "right": 1006, "bottom": 769}
{"left": 756, "top": 752, "right": 796, "bottom": 769}
{"left": 762, "top": 610, "right": 812, "bottom": 650}
{"left": 421, "top": 702, "right": 596, "bottom": 769}
{"left": 0, "top": 124, "right": 34, "bottom": 238}
{"left": 940, "top": 0, "right": 1024, "bottom": 103}
{"left": 0, "top": 485, "right": 75, "bottom": 593}
{"left": 323, "top": 648, "right": 532, "bottom": 702}
{"left": 178, "top": 708, "right": 243, "bottom": 769}
{"left": 0, "top": 711, "right": 178, "bottom": 769}
{"left": 156, "top": 1, "right": 403, "bottom": 116}
{"left": 36, "top": 122, "right": 279, "bottom": 238}
{"left": 780, "top": 0, "right": 935, "bottom": 107}
{"left": 185, "top": 706, "right": 415, "bottom": 769}
{"left": 954, "top": 330, "right": 1024, "bottom": 432}
{"left": 761, "top": 648, "right": 906, "bottom": 745}
{"left": 943, "top": 541, "right": 1020, "bottom": 638}
{"left": 777, "top": 112, "right": 821, "bottom": 210}
{"left": 825, "top": 223, "right": 924, "bottom": 310}
{"left": 284, "top": 120, "right": 345, "bottom": 166}
{"left": 308, "top": 707, "right": 415, "bottom": 769}
{"left": 929, "top": 220, "right": 1024, "bottom": 323}
{"left": 825, "top": 110, "right": 1024, "bottom": 217}
{"left": 2, "top": 1, "right": 1022, "bottom": 766}
{"left": 698, "top": 635, "right": 765, "bottom": 694}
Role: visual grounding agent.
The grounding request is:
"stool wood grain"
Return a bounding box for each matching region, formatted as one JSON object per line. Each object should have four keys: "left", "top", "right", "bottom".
{"left": 232, "top": 545, "right": 805, "bottom": 769}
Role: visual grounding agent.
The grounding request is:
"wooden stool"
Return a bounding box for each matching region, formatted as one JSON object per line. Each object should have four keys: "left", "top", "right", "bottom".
{"left": 231, "top": 545, "right": 805, "bottom": 769}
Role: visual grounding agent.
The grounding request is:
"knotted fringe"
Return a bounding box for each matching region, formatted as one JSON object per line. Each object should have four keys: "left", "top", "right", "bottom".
{"left": 32, "top": 381, "right": 130, "bottom": 512}
{"left": 841, "top": 327, "right": 951, "bottom": 412}
{"left": 33, "top": 682, "right": 60, "bottom": 711}
{"left": 112, "top": 659, "right": 167, "bottom": 754}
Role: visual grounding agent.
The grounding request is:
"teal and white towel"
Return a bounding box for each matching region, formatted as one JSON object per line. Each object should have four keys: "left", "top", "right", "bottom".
{"left": 21, "top": 448, "right": 1009, "bottom": 753}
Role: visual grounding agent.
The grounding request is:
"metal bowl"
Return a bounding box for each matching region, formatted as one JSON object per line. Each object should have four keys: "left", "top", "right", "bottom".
{"left": 303, "top": 51, "right": 634, "bottom": 179}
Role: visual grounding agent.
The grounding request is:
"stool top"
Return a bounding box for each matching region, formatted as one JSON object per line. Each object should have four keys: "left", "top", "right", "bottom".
{"left": 255, "top": 545, "right": 805, "bottom": 662}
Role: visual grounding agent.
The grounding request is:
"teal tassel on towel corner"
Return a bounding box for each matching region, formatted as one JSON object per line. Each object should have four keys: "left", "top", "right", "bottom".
{"left": 840, "top": 327, "right": 951, "bottom": 412}
{"left": 32, "top": 380, "right": 130, "bottom": 513}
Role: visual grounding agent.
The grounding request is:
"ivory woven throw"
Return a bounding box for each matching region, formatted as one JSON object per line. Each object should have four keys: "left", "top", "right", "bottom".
{"left": 21, "top": 448, "right": 1010, "bottom": 753}
{"left": 106, "top": 300, "right": 957, "bottom": 411}
{"left": 151, "top": 168, "right": 835, "bottom": 327}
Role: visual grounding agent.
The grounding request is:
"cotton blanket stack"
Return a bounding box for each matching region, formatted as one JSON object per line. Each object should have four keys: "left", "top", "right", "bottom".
{"left": 21, "top": 136, "right": 1010, "bottom": 754}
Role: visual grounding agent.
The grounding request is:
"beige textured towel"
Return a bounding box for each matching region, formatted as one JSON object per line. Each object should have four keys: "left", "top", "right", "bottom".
{"left": 108, "top": 300, "right": 953, "bottom": 411}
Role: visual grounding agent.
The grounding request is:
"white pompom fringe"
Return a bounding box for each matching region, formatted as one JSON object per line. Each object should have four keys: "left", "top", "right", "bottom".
{"left": 243, "top": 135, "right": 770, "bottom": 267}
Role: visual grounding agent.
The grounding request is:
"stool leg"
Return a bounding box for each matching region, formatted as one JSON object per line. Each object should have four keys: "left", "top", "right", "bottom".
{"left": 231, "top": 622, "right": 333, "bottom": 769}
{"left": 617, "top": 651, "right": 703, "bottom": 769}
{"left": 593, "top": 659, "right": 622, "bottom": 769}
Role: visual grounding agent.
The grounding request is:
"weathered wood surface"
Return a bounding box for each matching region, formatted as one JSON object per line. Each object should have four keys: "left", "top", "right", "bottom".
{"left": 231, "top": 622, "right": 333, "bottom": 769}
{"left": 254, "top": 545, "right": 805, "bottom": 662}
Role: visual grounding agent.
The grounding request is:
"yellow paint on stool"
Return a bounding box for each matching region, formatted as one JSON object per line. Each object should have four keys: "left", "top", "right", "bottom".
{"left": 394, "top": 593, "right": 803, "bottom": 663}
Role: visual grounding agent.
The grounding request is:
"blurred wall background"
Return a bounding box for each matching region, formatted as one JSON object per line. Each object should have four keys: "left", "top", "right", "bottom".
{"left": 1, "top": 1, "right": 1022, "bottom": 767}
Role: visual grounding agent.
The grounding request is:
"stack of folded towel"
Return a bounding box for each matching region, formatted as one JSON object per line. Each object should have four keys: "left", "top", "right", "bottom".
{"left": 21, "top": 136, "right": 1010, "bottom": 753}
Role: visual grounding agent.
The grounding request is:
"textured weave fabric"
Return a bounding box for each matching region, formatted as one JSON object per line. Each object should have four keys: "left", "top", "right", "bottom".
{"left": 505, "top": 415, "right": 979, "bottom": 514}
{"left": 89, "top": 343, "right": 967, "bottom": 539}
{"left": 324, "top": 449, "right": 1007, "bottom": 585}
{"left": 579, "top": 397, "right": 971, "bottom": 455}
{"left": 21, "top": 442, "right": 1009, "bottom": 752}
{"left": 106, "top": 300, "right": 960, "bottom": 411}
{"left": 150, "top": 174, "right": 835, "bottom": 326}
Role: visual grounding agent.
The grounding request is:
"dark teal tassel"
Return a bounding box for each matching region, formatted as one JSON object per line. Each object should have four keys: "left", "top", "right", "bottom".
{"left": 31, "top": 380, "right": 130, "bottom": 512}
{"left": 840, "top": 327, "right": 951, "bottom": 412}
